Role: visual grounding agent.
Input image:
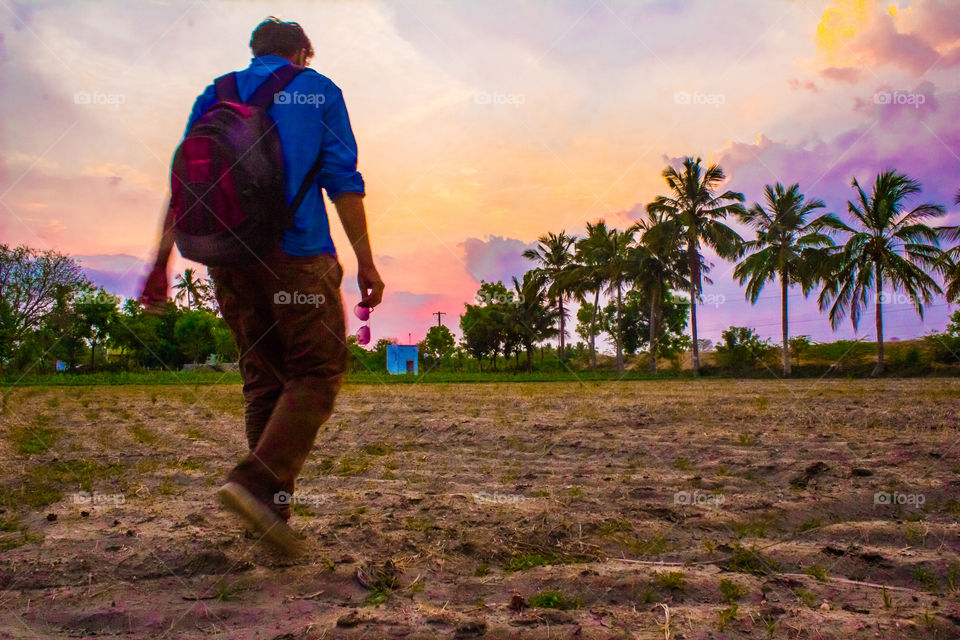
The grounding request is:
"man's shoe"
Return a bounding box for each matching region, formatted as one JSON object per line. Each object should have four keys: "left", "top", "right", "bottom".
{"left": 217, "top": 481, "right": 301, "bottom": 556}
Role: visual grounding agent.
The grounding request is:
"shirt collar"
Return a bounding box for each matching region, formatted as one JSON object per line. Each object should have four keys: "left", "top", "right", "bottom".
{"left": 249, "top": 55, "right": 293, "bottom": 70}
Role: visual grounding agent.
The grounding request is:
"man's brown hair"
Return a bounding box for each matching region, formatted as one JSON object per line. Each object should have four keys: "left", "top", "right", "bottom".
{"left": 250, "top": 17, "right": 314, "bottom": 60}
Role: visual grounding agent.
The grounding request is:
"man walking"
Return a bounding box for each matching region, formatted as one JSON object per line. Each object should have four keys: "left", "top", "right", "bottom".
{"left": 140, "top": 17, "right": 384, "bottom": 553}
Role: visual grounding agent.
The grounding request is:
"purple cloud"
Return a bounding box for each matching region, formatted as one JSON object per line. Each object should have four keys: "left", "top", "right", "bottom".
{"left": 75, "top": 254, "right": 150, "bottom": 299}
{"left": 721, "top": 83, "right": 960, "bottom": 220}
{"left": 458, "top": 235, "right": 538, "bottom": 286}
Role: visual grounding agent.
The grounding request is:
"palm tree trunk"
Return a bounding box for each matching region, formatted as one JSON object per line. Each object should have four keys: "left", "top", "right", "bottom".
{"left": 649, "top": 288, "right": 659, "bottom": 373}
{"left": 873, "top": 265, "right": 884, "bottom": 376}
{"left": 558, "top": 297, "right": 566, "bottom": 360}
{"left": 689, "top": 247, "right": 700, "bottom": 374}
{"left": 589, "top": 289, "right": 599, "bottom": 369}
{"left": 781, "top": 276, "right": 790, "bottom": 377}
{"left": 615, "top": 284, "right": 624, "bottom": 372}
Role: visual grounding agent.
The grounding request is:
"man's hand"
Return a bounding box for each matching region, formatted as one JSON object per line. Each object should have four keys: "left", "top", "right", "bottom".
{"left": 139, "top": 264, "right": 169, "bottom": 313}
{"left": 333, "top": 193, "right": 385, "bottom": 308}
{"left": 358, "top": 262, "right": 384, "bottom": 308}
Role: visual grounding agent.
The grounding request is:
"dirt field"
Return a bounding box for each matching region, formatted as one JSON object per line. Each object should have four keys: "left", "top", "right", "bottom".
{"left": 0, "top": 379, "right": 959, "bottom": 639}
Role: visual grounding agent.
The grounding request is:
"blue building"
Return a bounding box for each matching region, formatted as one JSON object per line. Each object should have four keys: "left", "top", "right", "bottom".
{"left": 386, "top": 345, "right": 418, "bottom": 375}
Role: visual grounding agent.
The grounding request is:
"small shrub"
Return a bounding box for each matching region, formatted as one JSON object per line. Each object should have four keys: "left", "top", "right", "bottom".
{"left": 653, "top": 570, "right": 686, "bottom": 592}
{"left": 503, "top": 553, "right": 551, "bottom": 572}
{"left": 794, "top": 587, "right": 817, "bottom": 607}
{"left": 719, "top": 578, "right": 747, "bottom": 603}
{"left": 9, "top": 425, "right": 59, "bottom": 455}
{"left": 795, "top": 517, "right": 822, "bottom": 533}
{"left": 364, "top": 586, "right": 391, "bottom": 606}
{"left": 912, "top": 566, "right": 939, "bottom": 591}
{"left": 528, "top": 590, "right": 582, "bottom": 610}
{"left": 721, "top": 543, "right": 779, "bottom": 576}
{"left": 804, "top": 565, "right": 829, "bottom": 581}
{"left": 717, "top": 603, "right": 738, "bottom": 630}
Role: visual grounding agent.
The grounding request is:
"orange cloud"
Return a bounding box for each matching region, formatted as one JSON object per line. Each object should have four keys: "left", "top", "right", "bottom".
{"left": 814, "top": 0, "right": 960, "bottom": 78}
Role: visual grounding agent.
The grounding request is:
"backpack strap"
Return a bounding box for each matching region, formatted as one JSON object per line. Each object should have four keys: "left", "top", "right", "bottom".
{"left": 213, "top": 72, "right": 241, "bottom": 103}
{"left": 247, "top": 64, "right": 305, "bottom": 109}
{"left": 252, "top": 64, "right": 323, "bottom": 215}
{"left": 289, "top": 151, "right": 324, "bottom": 216}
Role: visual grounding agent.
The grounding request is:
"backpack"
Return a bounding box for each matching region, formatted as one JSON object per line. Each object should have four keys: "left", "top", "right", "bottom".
{"left": 171, "top": 65, "right": 324, "bottom": 266}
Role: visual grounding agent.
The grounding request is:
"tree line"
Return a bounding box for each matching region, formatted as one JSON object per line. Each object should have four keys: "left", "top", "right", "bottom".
{"left": 2, "top": 157, "right": 958, "bottom": 378}
{"left": 455, "top": 158, "right": 960, "bottom": 377}
{"left": 0, "top": 247, "right": 235, "bottom": 374}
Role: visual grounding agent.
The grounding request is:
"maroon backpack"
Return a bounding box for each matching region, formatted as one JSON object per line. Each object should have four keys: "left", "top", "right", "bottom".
{"left": 171, "top": 65, "right": 323, "bottom": 266}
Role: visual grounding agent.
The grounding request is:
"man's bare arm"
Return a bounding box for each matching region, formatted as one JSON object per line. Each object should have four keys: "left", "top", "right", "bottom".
{"left": 333, "top": 192, "right": 384, "bottom": 308}
{"left": 154, "top": 202, "right": 176, "bottom": 268}
{"left": 139, "top": 199, "right": 175, "bottom": 311}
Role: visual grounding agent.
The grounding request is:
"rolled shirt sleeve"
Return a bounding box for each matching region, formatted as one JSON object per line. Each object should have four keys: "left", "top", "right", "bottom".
{"left": 317, "top": 85, "right": 365, "bottom": 200}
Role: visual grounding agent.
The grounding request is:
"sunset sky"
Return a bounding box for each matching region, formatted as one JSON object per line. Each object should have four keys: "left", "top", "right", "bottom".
{"left": 2, "top": 0, "right": 959, "bottom": 348}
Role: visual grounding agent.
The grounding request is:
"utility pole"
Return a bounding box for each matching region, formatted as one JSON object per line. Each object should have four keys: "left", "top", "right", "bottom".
{"left": 433, "top": 311, "right": 446, "bottom": 327}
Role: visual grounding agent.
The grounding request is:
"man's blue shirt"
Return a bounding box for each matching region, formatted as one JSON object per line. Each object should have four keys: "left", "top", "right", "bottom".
{"left": 186, "top": 55, "right": 364, "bottom": 256}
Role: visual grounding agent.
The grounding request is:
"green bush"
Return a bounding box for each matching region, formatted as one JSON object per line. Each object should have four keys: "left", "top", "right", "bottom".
{"left": 803, "top": 339, "right": 871, "bottom": 367}
{"left": 923, "top": 333, "right": 960, "bottom": 365}
{"left": 713, "top": 327, "right": 773, "bottom": 372}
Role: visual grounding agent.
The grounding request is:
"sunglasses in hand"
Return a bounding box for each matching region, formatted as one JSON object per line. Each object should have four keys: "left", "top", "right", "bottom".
{"left": 354, "top": 304, "right": 372, "bottom": 346}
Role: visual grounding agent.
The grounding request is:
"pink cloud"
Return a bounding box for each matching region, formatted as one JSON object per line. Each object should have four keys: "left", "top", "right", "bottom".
{"left": 789, "top": 79, "right": 822, "bottom": 93}
{"left": 819, "top": 66, "right": 862, "bottom": 83}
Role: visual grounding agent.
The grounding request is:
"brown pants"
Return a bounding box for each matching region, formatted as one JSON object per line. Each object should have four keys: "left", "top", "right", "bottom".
{"left": 210, "top": 248, "right": 347, "bottom": 518}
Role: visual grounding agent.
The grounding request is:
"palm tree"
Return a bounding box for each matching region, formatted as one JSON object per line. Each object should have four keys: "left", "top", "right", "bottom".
{"left": 633, "top": 210, "right": 688, "bottom": 373}
{"left": 510, "top": 270, "right": 559, "bottom": 370}
{"left": 523, "top": 231, "right": 576, "bottom": 359}
{"left": 935, "top": 190, "right": 960, "bottom": 302}
{"left": 173, "top": 267, "right": 203, "bottom": 310}
{"left": 734, "top": 183, "right": 835, "bottom": 376}
{"left": 647, "top": 157, "right": 745, "bottom": 373}
{"left": 569, "top": 222, "right": 615, "bottom": 369}
{"left": 818, "top": 171, "right": 946, "bottom": 376}
{"left": 605, "top": 226, "right": 638, "bottom": 372}
{"left": 567, "top": 223, "right": 635, "bottom": 371}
